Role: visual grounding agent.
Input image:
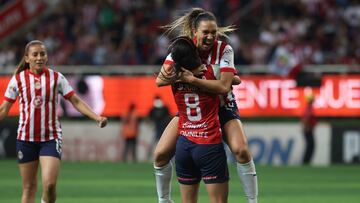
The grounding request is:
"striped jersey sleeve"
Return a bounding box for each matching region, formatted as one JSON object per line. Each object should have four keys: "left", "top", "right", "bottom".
{"left": 57, "top": 72, "right": 74, "bottom": 99}
{"left": 4, "top": 76, "right": 18, "bottom": 103}
{"left": 163, "top": 53, "right": 174, "bottom": 65}
{"left": 219, "top": 44, "right": 236, "bottom": 74}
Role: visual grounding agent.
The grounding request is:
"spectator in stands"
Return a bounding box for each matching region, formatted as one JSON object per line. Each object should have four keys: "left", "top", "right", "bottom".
{"left": 0, "top": 0, "right": 359, "bottom": 67}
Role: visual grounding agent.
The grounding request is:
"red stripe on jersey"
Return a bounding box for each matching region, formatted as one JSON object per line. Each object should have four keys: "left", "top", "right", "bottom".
{"left": 164, "top": 60, "right": 173, "bottom": 65}
{"left": 210, "top": 41, "right": 218, "bottom": 64}
{"left": 16, "top": 73, "right": 26, "bottom": 140}
{"left": 206, "top": 65, "right": 215, "bottom": 77}
{"left": 218, "top": 42, "right": 227, "bottom": 62}
{"left": 220, "top": 67, "right": 237, "bottom": 74}
{"left": 24, "top": 70, "right": 31, "bottom": 141}
{"left": 64, "top": 91, "right": 75, "bottom": 99}
{"left": 44, "top": 69, "right": 50, "bottom": 141}
{"left": 51, "top": 71, "right": 59, "bottom": 139}
{"left": 34, "top": 75, "right": 42, "bottom": 141}
{"left": 4, "top": 96, "right": 15, "bottom": 103}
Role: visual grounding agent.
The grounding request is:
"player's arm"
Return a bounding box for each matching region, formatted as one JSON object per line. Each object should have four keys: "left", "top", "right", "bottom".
{"left": 68, "top": 94, "right": 107, "bottom": 128}
{"left": 156, "top": 64, "right": 174, "bottom": 87}
{"left": 0, "top": 101, "right": 13, "bottom": 121}
{"left": 180, "top": 67, "right": 234, "bottom": 94}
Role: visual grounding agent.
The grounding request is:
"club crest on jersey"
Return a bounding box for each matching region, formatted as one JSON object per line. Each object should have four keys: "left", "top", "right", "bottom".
{"left": 18, "top": 150, "right": 23, "bottom": 160}
{"left": 35, "top": 81, "right": 41, "bottom": 90}
{"left": 9, "top": 85, "right": 17, "bottom": 92}
{"left": 33, "top": 95, "right": 43, "bottom": 108}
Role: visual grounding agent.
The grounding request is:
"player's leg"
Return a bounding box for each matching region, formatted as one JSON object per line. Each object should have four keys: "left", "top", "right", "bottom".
{"left": 39, "top": 157, "right": 60, "bottom": 203}
{"left": 205, "top": 182, "right": 228, "bottom": 203}
{"left": 223, "top": 119, "right": 258, "bottom": 203}
{"left": 39, "top": 139, "right": 61, "bottom": 203}
{"left": 179, "top": 184, "right": 200, "bottom": 203}
{"left": 175, "top": 136, "right": 201, "bottom": 203}
{"left": 17, "top": 140, "right": 40, "bottom": 203}
{"left": 197, "top": 141, "right": 229, "bottom": 203}
{"left": 153, "top": 116, "right": 179, "bottom": 203}
{"left": 19, "top": 161, "right": 39, "bottom": 203}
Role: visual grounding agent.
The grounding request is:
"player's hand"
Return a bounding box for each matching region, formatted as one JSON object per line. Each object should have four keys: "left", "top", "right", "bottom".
{"left": 97, "top": 116, "right": 108, "bottom": 128}
{"left": 179, "top": 67, "right": 195, "bottom": 83}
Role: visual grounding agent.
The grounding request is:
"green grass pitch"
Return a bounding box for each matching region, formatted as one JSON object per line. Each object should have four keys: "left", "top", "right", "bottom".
{"left": 1, "top": 160, "right": 360, "bottom": 203}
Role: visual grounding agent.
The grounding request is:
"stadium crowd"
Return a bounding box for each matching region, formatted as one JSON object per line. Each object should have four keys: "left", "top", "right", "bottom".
{"left": 0, "top": 0, "right": 359, "bottom": 70}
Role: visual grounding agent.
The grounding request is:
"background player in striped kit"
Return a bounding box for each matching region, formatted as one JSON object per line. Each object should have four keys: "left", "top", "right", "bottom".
{"left": 159, "top": 36, "right": 229, "bottom": 203}
{"left": 0, "top": 40, "right": 107, "bottom": 203}
{"left": 154, "top": 8, "right": 258, "bottom": 203}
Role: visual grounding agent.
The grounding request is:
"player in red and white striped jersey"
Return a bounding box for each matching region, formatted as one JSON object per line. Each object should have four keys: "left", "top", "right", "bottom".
{"left": 0, "top": 40, "right": 107, "bottom": 203}
{"left": 160, "top": 36, "right": 229, "bottom": 203}
{"left": 154, "top": 8, "right": 258, "bottom": 203}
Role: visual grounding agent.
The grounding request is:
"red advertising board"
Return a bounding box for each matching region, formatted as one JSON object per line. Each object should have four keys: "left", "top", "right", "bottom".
{"left": 1, "top": 75, "right": 359, "bottom": 117}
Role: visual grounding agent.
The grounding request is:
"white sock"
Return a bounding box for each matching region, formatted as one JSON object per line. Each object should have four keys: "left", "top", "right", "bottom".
{"left": 237, "top": 160, "right": 258, "bottom": 203}
{"left": 41, "top": 199, "right": 47, "bottom": 203}
{"left": 154, "top": 162, "right": 174, "bottom": 203}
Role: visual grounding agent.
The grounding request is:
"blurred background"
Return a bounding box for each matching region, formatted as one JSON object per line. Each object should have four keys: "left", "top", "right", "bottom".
{"left": 0, "top": 0, "right": 359, "bottom": 165}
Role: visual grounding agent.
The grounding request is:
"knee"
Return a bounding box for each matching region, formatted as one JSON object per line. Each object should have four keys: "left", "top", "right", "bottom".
{"left": 22, "top": 181, "right": 37, "bottom": 196}
{"left": 43, "top": 181, "right": 57, "bottom": 197}
{"left": 233, "top": 146, "right": 251, "bottom": 163}
{"left": 153, "top": 149, "right": 171, "bottom": 167}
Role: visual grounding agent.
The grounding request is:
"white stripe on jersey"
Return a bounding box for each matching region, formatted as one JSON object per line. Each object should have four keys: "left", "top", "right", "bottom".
{"left": 41, "top": 73, "right": 46, "bottom": 141}
{"left": 29, "top": 74, "right": 35, "bottom": 142}
{"left": 48, "top": 70, "right": 54, "bottom": 140}
{"left": 18, "top": 72, "right": 28, "bottom": 141}
{"left": 53, "top": 71, "right": 61, "bottom": 140}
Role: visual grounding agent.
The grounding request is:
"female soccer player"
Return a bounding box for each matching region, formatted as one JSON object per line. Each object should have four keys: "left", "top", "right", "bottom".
{"left": 161, "top": 36, "right": 229, "bottom": 203}
{"left": 154, "top": 8, "right": 258, "bottom": 203}
{"left": 0, "top": 40, "right": 107, "bottom": 203}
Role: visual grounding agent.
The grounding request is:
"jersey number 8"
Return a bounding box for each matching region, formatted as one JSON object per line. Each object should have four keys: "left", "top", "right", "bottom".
{"left": 184, "top": 93, "right": 202, "bottom": 121}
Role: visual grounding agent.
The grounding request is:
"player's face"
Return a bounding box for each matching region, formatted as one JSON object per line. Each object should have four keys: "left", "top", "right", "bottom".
{"left": 25, "top": 44, "right": 48, "bottom": 72}
{"left": 191, "top": 64, "right": 206, "bottom": 76}
{"left": 194, "top": 20, "right": 218, "bottom": 52}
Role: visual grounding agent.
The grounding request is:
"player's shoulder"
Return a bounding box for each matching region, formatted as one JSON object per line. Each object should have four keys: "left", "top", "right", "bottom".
{"left": 216, "top": 40, "right": 233, "bottom": 55}
{"left": 217, "top": 40, "right": 232, "bottom": 49}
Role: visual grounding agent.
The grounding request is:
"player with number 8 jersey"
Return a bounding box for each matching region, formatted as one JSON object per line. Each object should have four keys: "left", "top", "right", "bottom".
{"left": 159, "top": 36, "right": 229, "bottom": 203}
{"left": 173, "top": 65, "right": 221, "bottom": 144}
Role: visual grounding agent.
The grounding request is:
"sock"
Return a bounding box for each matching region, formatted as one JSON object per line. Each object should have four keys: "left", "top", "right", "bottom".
{"left": 41, "top": 199, "right": 47, "bottom": 203}
{"left": 237, "top": 160, "right": 258, "bottom": 203}
{"left": 154, "top": 162, "right": 174, "bottom": 203}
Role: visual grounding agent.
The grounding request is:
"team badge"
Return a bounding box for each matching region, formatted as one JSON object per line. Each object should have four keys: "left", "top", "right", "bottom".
{"left": 18, "top": 150, "right": 23, "bottom": 160}
{"left": 33, "top": 95, "right": 43, "bottom": 108}
{"left": 35, "top": 81, "right": 41, "bottom": 90}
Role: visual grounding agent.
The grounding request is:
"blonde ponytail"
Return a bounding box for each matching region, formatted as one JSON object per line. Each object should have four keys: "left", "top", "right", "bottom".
{"left": 161, "top": 8, "right": 205, "bottom": 38}
{"left": 161, "top": 7, "right": 236, "bottom": 39}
